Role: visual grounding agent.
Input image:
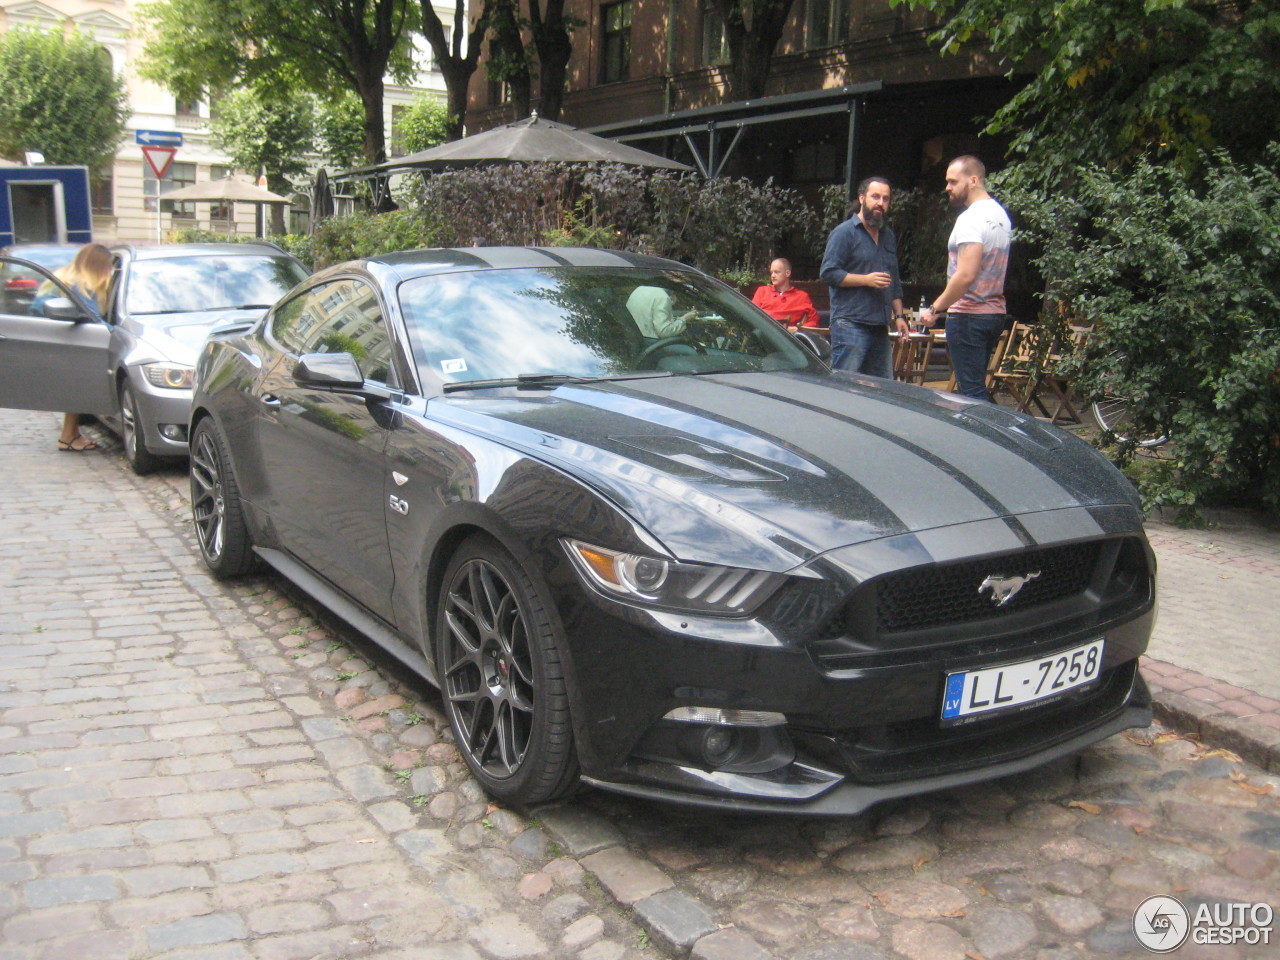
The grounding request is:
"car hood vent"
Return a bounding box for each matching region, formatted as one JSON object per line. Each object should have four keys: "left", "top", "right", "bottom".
{"left": 611, "top": 435, "right": 786, "bottom": 483}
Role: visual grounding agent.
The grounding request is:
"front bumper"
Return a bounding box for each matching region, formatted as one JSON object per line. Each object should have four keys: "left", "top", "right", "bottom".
{"left": 555, "top": 524, "right": 1157, "bottom": 815}
{"left": 129, "top": 370, "right": 192, "bottom": 456}
{"left": 585, "top": 670, "right": 1152, "bottom": 815}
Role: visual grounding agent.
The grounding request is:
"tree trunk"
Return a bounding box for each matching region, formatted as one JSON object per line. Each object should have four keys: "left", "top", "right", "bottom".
{"left": 421, "top": 0, "right": 486, "bottom": 141}
{"left": 357, "top": 78, "right": 387, "bottom": 164}
{"left": 713, "top": 0, "right": 797, "bottom": 102}
{"left": 486, "top": 0, "right": 531, "bottom": 120}
{"left": 528, "top": 0, "right": 572, "bottom": 121}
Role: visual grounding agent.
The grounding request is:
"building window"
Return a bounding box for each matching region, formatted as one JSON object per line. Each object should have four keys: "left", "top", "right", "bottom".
{"left": 90, "top": 165, "right": 113, "bottom": 215}
{"left": 175, "top": 98, "right": 200, "bottom": 117}
{"left": 806, "top": 0, "right": 851, "bottom": 49}
{"left": 209, "top": 164, "right": 233, "bottom": 221}
{"left": 702, "top": 7, "right": 730, "bottom": 66}
{"left": 601, "top": 1, "right": 631, "bottom": 84}
{"left": 488, "top": 78, "right": 510, "bottom": 106}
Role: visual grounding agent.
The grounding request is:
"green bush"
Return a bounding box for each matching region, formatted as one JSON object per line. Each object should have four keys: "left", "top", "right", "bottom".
{"left": 1006, "top": 147, "right": 1280, "bottom": 521}
{"left": 306, "top": 163, "right": 821, "bottom": 283}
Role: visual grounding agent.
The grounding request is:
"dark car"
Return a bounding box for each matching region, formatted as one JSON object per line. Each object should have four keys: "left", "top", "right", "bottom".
{"left": 0, "top": 243, "right": 310, "bottom": 473}
{"left": 189, "top": 247, "right": 1155, "bottom": 814}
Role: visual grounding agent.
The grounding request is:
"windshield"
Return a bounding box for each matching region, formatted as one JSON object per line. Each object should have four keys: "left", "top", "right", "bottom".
{"left": 125, "top": 255, "right": 309, "bottom": 314}
{"left": 399, "top": 266, "right": 822, "bottom": 387}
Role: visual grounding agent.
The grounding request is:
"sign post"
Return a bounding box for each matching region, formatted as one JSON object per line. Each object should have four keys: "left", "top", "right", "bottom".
{"left": 137, "top": 131, "right": 183, "bottom": 243}
{"left": 141, "top": 146, "right": 177, "bottom": 244}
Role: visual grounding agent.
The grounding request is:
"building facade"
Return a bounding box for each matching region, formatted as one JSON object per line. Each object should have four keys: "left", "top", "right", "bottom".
{"left": 0, "top": 0, "right": 452, "bottom": 243}
{"left": 465, "top": 0, "right": 1024, "bottom": 197}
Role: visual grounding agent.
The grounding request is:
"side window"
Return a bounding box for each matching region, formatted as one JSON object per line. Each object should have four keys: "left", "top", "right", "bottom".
{"left": 0, "top": 257, "right": 81, "bottom": 318}
{"left": 270, "top": 279, "right": 395, "bottom": 385}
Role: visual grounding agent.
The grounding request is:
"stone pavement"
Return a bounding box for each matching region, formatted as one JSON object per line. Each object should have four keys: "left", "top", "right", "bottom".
{"left": 1141, "top": 515, "right": 1280, "bottom": 774}
{"left": 2, "top": 408, "right": 1279, "bottom": 960}
{"left": 0, "top": 410, "right": 663, "bottom": 960}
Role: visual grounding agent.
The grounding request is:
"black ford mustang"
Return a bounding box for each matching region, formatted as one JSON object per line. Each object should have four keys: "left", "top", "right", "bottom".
{"left": 190, "top": 247, "right": 1155, "bottom": 814}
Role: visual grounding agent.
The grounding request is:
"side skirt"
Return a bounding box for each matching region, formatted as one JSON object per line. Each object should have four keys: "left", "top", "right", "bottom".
{"left": 255, "top": 547, "right": 437, "bottom": 687}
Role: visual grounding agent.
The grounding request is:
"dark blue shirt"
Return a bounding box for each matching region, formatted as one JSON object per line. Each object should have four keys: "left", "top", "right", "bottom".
{"left": 820, "top": 214, "right": 903, "bottom": 326}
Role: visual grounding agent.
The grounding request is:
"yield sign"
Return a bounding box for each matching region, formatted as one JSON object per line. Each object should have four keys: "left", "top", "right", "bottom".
{"left": 142, "top": 146, "right": 176, "bottom": 179}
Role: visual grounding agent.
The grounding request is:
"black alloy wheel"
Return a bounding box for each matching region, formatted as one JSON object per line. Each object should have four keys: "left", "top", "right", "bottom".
{"left": 120, "top": 381, "right": 162, "bottom": 475}
{"left": 437, "top": 536, "right": 578, "bottom": 804}
{"left": 189, "top": 419, "right": 257, "bottom": 579}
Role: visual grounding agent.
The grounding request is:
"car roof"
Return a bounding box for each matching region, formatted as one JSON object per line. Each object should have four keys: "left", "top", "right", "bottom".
{"left": 113, "top": 242, "right": 293, "bottom": 260}
{"left": 360, "top": 246, "right": 690, "bottom": 279}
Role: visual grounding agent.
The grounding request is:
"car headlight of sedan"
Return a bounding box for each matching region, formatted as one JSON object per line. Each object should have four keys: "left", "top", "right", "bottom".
{"left": 564, "top": 539, "right": 783, "bottom": 615}
{"left": 142, "top": 363, "right": 195, "bottom": 389}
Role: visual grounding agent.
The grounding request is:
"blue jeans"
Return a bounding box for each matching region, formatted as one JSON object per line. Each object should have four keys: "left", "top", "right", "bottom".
{"left": 947, "top": 312, "right": 1008, "bottom": 402}
{"left": 830, "top": 319, "right": 893, "bottom": 379}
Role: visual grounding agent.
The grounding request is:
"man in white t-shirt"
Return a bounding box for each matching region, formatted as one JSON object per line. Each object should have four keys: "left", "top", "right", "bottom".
{"left": 918, "top": 156, "right": 1012, "bottom": 401}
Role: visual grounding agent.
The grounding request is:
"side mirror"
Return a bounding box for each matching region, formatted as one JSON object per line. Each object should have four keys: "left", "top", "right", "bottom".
{"left": 42, "top": 297, "right": 89, "bottom": 322}
{"left": 794, "top": 329, "right": 832, "bottom": 362}
{"left": 294, "top": 352, "right": 365, "bottom": 389}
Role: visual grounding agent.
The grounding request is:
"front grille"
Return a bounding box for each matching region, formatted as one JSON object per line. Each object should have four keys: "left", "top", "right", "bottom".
{"left": 875, "top": 540, "right": 1101, "bottom": 633}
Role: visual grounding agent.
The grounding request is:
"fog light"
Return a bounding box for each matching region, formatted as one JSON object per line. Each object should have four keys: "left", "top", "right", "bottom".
{"left": 159, "top": 424, "right": 188, "bottom": 441}
{"left": 699, "top": 727, "right": 737, "bottom": 767}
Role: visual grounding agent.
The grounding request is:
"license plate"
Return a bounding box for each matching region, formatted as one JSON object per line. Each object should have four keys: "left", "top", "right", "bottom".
{"left": 941, "top": 639, "right": 1104, "bottom": 725}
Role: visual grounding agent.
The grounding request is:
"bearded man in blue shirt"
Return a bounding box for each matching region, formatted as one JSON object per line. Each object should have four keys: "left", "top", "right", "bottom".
{"left": 820, "top": 177, "right": 909, "bottom": 378}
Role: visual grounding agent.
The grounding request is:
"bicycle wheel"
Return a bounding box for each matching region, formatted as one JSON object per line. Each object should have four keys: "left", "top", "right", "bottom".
{"left": 1091, "top": 393, "right": 1170, "bottom": 448}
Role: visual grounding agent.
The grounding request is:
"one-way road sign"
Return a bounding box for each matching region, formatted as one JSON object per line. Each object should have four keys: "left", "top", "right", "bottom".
{"left": 135, "top": 129, "right": 184, "bottom": 147}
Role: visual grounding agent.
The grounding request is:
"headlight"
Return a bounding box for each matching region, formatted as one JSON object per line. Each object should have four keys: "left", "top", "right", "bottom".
{"left": 142, "top": 363, "right": 195, "bottom": 389}
{"left": 563, "top": 539, "right": 783, "bottom": 615}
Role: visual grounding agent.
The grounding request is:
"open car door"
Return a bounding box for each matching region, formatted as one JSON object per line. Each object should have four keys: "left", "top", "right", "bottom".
{"left": 0, "top": 256, "right": 115, "bottom": 415}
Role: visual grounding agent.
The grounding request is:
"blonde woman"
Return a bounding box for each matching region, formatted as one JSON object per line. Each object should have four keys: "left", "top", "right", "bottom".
{"left": 32, "top": 243, "right": 113, "bottom": 451}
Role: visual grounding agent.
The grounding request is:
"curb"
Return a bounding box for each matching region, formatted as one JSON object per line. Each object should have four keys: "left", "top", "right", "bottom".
{"left": 1145, "top": 656, "right": 1280, "bottom": 774}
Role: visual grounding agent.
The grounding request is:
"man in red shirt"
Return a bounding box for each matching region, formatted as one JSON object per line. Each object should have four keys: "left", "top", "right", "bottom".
{"left": 751, "top": 258, "right": 820, "bottom": 330}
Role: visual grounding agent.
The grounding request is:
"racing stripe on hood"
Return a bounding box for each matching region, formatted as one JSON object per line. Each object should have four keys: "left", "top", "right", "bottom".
{"left": 624, "top": 373, "right": 1104, "bottom": 538}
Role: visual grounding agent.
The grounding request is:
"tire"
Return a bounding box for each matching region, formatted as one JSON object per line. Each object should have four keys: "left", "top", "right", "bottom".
{"left": 189, "top": 418, "right": 258, "bottom": 579}
{"left": 436, "top": 535, "right": 579, "bottom": 804}
{"left": 119, "top": 381, "right": 163, "bottom": 475}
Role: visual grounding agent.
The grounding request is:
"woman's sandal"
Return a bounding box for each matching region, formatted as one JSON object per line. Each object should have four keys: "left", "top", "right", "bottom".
{"left": 57, "top": 436, "right": 99, "bottom": 452}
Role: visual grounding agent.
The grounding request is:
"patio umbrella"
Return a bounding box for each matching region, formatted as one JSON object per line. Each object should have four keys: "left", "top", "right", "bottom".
{"left": 376, "top": 114, "right": 693, "bottom": 173}
{"left": 159, "top": 176, "right": 292, "bottom": 204}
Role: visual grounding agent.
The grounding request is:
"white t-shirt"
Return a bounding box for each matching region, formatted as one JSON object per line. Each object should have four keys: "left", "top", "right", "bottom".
{"left": 947, "top": 196, "right": 1011, "bottom": 314}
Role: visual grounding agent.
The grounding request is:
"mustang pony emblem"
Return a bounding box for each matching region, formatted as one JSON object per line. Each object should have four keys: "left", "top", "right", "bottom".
{"left": 978, "top": 570, "right": 1041, "bottom": 607}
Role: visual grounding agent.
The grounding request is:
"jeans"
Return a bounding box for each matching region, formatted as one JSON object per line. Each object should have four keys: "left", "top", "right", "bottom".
{"left": 830, "top": 319, "right": 893, "bottom": 379}
{"left": 946, "top": 312, "right": 1009, "bottom": 402}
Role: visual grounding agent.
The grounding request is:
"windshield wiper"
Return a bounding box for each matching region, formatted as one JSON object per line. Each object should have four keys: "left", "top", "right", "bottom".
{"left": 442, "top": 371, "right": 671, "bottom": 393}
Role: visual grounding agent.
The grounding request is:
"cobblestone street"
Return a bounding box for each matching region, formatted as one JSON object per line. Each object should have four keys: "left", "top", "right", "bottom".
{"left": 2, "top": 408, "right": 1278, "bottom": 960}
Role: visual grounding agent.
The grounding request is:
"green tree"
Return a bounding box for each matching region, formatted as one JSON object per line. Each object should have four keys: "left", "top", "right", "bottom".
{"left": 316, "top": 92, "right": 367, "bottom": 170}
{"left": 209, "top": 85, "right": 315, "bottom": 232}
{"left": 396, "top": 96, "right": 450, "bottom": 153}
{"left": 137, "top": 0, "right": 417, "bottom": 163}
{"left": 1007, "top": 151, "right": 1280, "bottom": 519}
{"left": 710, "top": 0, "right": 800, "bottom": 101}
{"left": 0, "top": 27, "right": 129, "bottom": 168}
{"left": 893, "top": 0, "right": 1280, "bottom": 186}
